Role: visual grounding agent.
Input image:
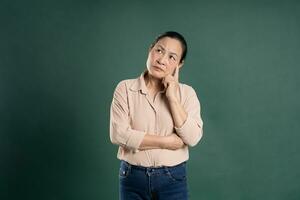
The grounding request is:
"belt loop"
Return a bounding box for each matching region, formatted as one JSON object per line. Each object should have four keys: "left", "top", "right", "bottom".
{"left": 127, "top": 161, "right": 132, "bottom": 173}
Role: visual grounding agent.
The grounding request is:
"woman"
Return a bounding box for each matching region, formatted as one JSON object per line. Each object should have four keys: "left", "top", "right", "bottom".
{"left": 110, "top": 31, "right": 203, "bottom": 199}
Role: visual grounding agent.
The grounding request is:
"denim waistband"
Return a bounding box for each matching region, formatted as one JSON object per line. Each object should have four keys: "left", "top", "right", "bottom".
{"left": 121, "top": 160, "right": 186, "bottom": 172}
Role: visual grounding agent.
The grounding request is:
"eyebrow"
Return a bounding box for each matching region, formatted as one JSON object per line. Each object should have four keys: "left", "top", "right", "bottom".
{"left": 157, "top": 44, "right": 179, "bottom": 58}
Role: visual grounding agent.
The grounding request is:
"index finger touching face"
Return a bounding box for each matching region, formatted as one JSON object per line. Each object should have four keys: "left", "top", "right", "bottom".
{"left": 173, "top": 66, "right": 179, "bottom": 82}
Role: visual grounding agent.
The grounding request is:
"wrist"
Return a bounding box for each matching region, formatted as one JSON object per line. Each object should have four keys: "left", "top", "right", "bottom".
{"left": 167, "top": 96, "right": 179, "bottom": 104}
{"left": 159, "top": 136, "right": 169, "bottom": 149}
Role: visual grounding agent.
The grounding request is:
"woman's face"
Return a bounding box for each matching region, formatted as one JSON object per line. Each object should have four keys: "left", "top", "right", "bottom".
{"left": 146, "top": 37, "right": 184, "bottom": 79}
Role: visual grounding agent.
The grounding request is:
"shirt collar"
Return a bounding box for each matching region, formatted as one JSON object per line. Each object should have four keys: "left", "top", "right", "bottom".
{"left": 129, "top": 69, "right": 148, "bottom": 94}
{"left": 129, "top": 69, "right": 167, "bottom": 94}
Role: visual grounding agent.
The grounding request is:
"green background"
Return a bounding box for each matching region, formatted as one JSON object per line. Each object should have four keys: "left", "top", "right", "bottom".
{"left": 1, "top": 0, "right": 300, "bottom": 199}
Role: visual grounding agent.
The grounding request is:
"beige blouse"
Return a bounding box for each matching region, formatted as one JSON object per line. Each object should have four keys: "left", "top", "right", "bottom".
{"left": 110, "top": 71, "right": 203, "bottom": 167}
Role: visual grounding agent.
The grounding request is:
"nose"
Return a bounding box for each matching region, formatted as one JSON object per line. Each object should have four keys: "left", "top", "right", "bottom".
{"left": 157, "top": 54, "right": 168, "bottom": 66}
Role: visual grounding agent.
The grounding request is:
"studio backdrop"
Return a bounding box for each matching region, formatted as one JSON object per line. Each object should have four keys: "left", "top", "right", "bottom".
{"left": 1, "top": 0, "right": 300, "bottom": 199}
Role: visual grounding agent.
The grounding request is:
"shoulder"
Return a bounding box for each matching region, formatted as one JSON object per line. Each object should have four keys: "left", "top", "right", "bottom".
{"left": 114, "top": 78, "right": 138, "bottom": 91}
{"left": 178, "top": 83, "right": 201, "bottom": 107}
{"left": 179, "top": 83, "right": 198, "bottom": 97}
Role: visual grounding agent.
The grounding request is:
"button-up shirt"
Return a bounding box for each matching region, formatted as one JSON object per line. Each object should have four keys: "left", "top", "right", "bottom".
{"left": 110, "top": 71, "right": 203, "bottom": 167}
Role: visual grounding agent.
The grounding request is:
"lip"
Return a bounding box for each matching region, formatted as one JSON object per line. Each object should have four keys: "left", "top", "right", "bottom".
{"left": 153, "top": 66, "right": 164, "bottom": 72}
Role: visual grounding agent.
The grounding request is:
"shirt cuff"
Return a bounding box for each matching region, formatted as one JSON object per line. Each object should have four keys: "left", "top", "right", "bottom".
{"left": 126, "top": 130, "right": 146, "bottom": 151}
{"left": 174, "top": 115, "right": 192, "bottom": 136}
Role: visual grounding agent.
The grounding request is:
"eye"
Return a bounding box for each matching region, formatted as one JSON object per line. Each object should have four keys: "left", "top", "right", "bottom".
{"left": 170, "top": 55, "right": 176, "bottom": 61}
{"left": 156, "top": 48, "right": 163, "bottom": 53}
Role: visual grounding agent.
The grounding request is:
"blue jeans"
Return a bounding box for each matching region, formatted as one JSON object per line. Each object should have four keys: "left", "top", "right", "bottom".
{"left": 119, "top": 160, "right": 189, "bottom": 200}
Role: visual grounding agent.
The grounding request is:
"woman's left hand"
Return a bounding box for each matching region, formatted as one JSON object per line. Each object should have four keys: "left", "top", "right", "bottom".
{"left": 163, "top": 67, "right": 180, "bottom": 101}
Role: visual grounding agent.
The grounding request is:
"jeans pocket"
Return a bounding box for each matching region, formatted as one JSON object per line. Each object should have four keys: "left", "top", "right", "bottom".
{"left": 166, "top": 163, "right": 187, "bottom": 182}
{"left": 119, "top": 161, "right": 131, "bottom": 179}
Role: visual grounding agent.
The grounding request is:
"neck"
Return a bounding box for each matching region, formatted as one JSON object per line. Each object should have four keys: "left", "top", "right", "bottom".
{"left": 144, "top": 71, "right": 164, "bottom": 92}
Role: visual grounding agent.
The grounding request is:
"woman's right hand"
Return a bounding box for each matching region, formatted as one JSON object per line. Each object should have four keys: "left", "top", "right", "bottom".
{"left": 163, "top": 133, "right": 184, "bottom": 150}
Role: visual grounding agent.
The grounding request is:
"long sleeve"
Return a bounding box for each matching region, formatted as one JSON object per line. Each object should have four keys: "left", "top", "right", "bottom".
{"left": 174, "top": 86, "right": 203, "bottom": 147}
{"left": 109, "top": 81, "right": 146, "bottom": 150}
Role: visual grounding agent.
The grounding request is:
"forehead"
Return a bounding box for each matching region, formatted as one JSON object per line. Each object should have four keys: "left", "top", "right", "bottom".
{"left": 155, "top": 37, "right": 183, "bottom": 56}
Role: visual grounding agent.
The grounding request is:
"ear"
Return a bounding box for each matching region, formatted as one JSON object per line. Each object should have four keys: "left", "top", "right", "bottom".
{"left": 178, "top": 60, "right": 184, "bottom": 69}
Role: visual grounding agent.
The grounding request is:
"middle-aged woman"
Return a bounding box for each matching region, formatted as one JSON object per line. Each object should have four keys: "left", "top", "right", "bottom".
{"left": 110, "top": 31, "right": 204, "bottom": 199}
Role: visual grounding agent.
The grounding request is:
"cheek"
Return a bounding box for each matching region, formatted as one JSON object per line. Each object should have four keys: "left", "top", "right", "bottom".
{"left": 147, "top": 53, "right": 155, "bottom": 64}
{"left": 167, "top": 66, "right": 176, "bottom": 74}
{"left": 150, "top": 52, "right": 158, "bottom": 61}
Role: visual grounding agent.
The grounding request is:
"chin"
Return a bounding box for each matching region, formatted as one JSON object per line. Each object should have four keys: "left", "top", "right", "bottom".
{"left": 149, "top": 70, "right": 165, "bottom": 79}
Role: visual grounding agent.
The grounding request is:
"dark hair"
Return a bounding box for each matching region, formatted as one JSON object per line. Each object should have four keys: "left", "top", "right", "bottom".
{"left": 150, "top": 31, "right": 188, "bottom": 63}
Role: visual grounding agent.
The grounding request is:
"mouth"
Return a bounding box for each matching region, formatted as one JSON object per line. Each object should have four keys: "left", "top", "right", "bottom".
{"left": 152, "top": 66, "right": 164, "bottom": 72}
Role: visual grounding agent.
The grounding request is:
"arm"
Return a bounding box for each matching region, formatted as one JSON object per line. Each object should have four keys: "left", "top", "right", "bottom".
{"left": 167, "top": 86, "right": 204, "bottom": 147}
{"left": 169, "top": 86, "right": 203, "bottom": 146}
{"left": 139, "top": 134, "right": 184, "bottom": 150}
{"left": 163, "top": 67, "right": 203, "bottom": 147}
{"left": 168, "top": 98, "right": 188, "bottom": 128}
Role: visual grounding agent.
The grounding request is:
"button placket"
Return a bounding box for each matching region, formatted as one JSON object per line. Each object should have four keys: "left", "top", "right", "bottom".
{"left": 145, "top": 94, "right": 157, "bottom": 114}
